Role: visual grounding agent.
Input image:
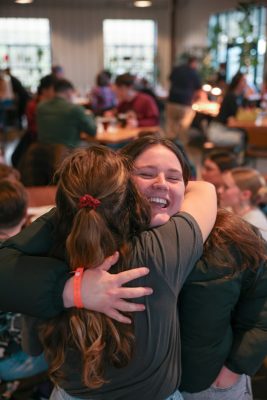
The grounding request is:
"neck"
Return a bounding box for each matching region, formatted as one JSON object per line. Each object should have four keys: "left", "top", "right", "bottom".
{"left": 232, "top": 202, "right": 253, "bottom": 217}
{"left": 126, "top": 89, "right": 137, "bottom": 101}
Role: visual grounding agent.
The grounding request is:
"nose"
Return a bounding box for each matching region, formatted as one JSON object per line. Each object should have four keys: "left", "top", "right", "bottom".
{"left": 217, "top": 186, "right": 224, "bottom": 195}
{"left": 152, "top": 173, "right": 168, "bottom": 189}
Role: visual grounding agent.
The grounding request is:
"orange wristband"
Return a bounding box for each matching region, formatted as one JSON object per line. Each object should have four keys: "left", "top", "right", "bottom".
{"left": 73, "top": 267, "right": 84, "bottom": 308}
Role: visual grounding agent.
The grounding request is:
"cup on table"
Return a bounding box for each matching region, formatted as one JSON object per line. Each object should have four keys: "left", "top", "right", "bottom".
{"left": 117, "top": 113, "right": 127, "bottom": 128}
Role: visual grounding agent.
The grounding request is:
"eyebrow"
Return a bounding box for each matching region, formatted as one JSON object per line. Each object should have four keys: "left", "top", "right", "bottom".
{"left": 135, "top": 165, "right": 183, "bottom": 176}
{"left": 136, "top": 165, "right": 181, "bottom": 172}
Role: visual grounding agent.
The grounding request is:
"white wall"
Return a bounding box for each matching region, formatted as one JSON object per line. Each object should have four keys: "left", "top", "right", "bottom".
{"left": 0, "top": 3, "right": 171, "bottom": 91}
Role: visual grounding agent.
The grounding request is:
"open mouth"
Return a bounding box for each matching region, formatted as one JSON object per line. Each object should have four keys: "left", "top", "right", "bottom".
{"left": 149, "top": 197, "right": 169, "bottom": 209}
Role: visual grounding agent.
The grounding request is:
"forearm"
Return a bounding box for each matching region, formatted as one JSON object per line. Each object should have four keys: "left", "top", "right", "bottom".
{"left": 0, "top": 247, "right": 68, "bottom": 318}
{"left": 181, "top": 181, "right": 217, "bottom": 241}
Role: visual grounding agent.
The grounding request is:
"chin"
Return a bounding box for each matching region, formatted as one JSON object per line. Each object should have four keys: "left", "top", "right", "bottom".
{"left": 150, "top": 213, "right": 170, "bottom": 228}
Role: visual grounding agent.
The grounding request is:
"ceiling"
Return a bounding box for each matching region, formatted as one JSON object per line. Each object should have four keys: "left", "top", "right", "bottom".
{"left": 1, "top": 0, "right": 171, "bottom": 8}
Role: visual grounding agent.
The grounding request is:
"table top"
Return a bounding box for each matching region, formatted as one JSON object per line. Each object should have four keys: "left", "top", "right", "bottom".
{"left": 95, "top": 126, "right": 160, "bottom": 144}
{"left": 228, "top": 116, "right": 267, "bottom": 129}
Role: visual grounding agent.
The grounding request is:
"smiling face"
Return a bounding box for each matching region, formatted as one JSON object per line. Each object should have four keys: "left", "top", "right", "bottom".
{"left": 132, "top": 144, "right": 185, "bottom": 227}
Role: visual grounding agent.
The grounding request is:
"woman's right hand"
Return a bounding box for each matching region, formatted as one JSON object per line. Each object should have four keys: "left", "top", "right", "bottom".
{"left": 63, "top": 252, "right": 153, "bottom": 323}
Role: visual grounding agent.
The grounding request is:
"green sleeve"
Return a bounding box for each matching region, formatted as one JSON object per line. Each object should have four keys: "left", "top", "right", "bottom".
{"left": 75, "top": 106, "right": 96, "bottom": 136}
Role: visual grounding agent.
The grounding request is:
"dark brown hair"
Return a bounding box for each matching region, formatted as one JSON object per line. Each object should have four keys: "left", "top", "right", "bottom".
{"left": 40, "top": 145, "right": 150, "bottom": 388}
{"left": 0, "top": 179, "right": 28, "bottom": 231}
{"left": 0, "top": 163, "right": 20, "bottom": 181}
{"left": 120, "top": 135, "right": 191, "bottom": 185}
{"left": 115, "top": 73, "right": 135, "bottom": 87}
{"left": 204, "top": 150, "right": 238, "bottom": 172}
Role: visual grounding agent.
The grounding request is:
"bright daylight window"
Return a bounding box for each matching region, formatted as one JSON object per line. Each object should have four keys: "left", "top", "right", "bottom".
{"left": 0, "top": 18, "right": 51, "bottom": 92}
{"left": 103, "top": 19, "right": 157, "bottom": 84}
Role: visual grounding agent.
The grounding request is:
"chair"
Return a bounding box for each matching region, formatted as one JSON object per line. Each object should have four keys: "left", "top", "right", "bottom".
{"left": 244, "top": 126, "right": 267, "bottom": 167}
{"left": 26, "top": 186, "right": 57, "bottom": 208}
{"left": 18, "top": 142, "right": 70, "bottom": 187}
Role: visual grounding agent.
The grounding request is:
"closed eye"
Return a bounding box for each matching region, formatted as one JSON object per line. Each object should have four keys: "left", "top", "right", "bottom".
{"left": 138, "top": 173, "right": 155, "bottom": 179}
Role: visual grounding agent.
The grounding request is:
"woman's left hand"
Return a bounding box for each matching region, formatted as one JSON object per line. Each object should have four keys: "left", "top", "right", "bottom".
{"left": 212, "top": 366, "right": 241, "bottom": 388}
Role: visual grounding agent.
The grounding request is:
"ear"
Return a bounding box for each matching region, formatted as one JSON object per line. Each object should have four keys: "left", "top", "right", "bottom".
{"left": 240, "top": 189, "right": 252, "bottom": 201}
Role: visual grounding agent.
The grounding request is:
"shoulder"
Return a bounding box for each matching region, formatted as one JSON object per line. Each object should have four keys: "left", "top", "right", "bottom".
{"left": 135, "top": 212, "right": 202, "bottom": 262}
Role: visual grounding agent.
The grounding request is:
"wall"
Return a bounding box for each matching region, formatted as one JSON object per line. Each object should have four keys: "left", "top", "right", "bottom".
{"left": 0, "top": 2, "right": 171, "bottom": 91}
{"left": 1, "top": 0, "right": 261, "bottom": 91}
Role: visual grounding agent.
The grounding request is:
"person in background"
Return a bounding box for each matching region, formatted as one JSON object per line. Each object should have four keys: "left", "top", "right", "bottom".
{"left": 0, "top": 179, "right": 48, "bottom": 398}
{"left": 217, "top": 72, "right": 247, "bottom": 125}
{"left": 114, "top": 73, "right": 159, "bottom": 127}
{"left": 5, "top": 67, "right": 30, "bottom": 129}
{"left": 12, "top": 75, "right": 58, "bottom": 169}
{"left": 201, "top": 150, "right": 238, "bottom": 192}
{"left": 166, "top": 56, "right": 202, "bottom": 144}
{"left": 26, "top": 75, "right": 57, "bottom": 139}
{"left": 90, "top": 70, "right": 117, "bottom": 115}
{"left": 51, "top": 65, "right": 64, "bottom": 80}
{"left": 0, "top": 69, "right": 14, "bottom": 131}
{"left": 218, "top": 167, "right": 267, "bottom": 241}
{"left": 37, "top": 78, "right": 96, "bottom": 148}
{"left": 0, "top": 162, "right": 20, "bottom": 181}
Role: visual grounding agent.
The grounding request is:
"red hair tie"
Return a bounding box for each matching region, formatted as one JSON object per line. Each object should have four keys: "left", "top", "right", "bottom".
{"left": 78, "top": 194, "right": 101, "bottom": 210}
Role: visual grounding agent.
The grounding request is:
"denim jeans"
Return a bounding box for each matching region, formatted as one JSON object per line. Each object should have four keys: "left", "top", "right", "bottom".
{"left": 50, "top": 387, "right": 184, "bottom": 400}
{"left": 0, "top": 350, "right": 48, "bottom": 380}
{"left": 182, "top": 374, "right": 252, "bottom": 400}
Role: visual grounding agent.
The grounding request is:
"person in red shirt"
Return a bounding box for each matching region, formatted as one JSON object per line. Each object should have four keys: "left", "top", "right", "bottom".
{"left": 114, "top": 73, "right": 159, "bottom": 127}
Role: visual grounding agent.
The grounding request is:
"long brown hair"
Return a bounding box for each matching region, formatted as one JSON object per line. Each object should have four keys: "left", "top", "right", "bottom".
{"left": 40, "top": 145, "right": 150, "bottom": 388}
{"left": 204, "top": 208, "right": 267, "bottom": 272}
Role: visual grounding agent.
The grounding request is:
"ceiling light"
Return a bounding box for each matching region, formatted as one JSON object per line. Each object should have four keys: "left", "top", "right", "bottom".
{"left": 134, "top": 1, "right": 152, "bottom": 7}
{"left": 15, "top": 0, "right": 33, "bottom": 4}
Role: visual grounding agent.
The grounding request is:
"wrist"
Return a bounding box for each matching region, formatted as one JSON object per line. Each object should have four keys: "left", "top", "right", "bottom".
{"left": 63, "top": 276, "right": 75, "bottom": 308}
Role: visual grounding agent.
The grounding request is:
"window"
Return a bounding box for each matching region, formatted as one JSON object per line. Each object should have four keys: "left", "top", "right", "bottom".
{"left": 208, "top": 6, "right": 266, "bottom": 89}
{"left": 0, "top": 18, "right": 51, "bottom": 92}
{"left": 103, "top": 19, "right": 157, "bottom": 84}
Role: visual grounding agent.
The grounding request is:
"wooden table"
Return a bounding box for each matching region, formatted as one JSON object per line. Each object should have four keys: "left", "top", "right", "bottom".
{"left": 228, "top": 117, "right": 267, "bottom": 130}
{"left": 228, "top": 118, "right": 267, "bottom": 161}
{"left": 95, "top": 126, "right": 161, "bottom": 144}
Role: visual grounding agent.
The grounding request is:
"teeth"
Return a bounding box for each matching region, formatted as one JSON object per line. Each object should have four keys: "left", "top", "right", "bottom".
{"left": 149, "top": 197, "right": 167, "bottom": 205}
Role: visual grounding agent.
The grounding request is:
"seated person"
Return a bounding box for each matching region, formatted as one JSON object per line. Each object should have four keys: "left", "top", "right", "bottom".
{"left": 114, "top": 73, "right": 159, "bottom": 127}
{"left": 0, "top": 179, "right": 47, "bottom": 388}
{"left": 218, "top": 167, "right": 267, "bottom": 241}
{"left": 217, "top": 72, "right": 247, "bottom": 125}
{"left": 201, "top": 150, "right": 238, "bottom": 192}
{"left": 12, "top": 75, "right": 58, "bottom": 169}
{"left": 206, "top": 72, "right": 248, "bottom": 153}
{"left": 26, "top": 75, "right": 57, "bottom": 139}
{"left": 37, "top": 78, "right": 96, "bottom": 148}
{"left": 90, "top": 70, "right": 117, "bottom": 115}
{"left": 0, "top": 70, "right": 14, "bottom": 130}
{"left": 0, "top": 163, "right": 20, "bottom": 181}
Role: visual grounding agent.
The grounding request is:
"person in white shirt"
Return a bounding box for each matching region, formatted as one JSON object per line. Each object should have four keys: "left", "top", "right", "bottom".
{"left": 218, "top": 167, "right": 267, "bottom": 240}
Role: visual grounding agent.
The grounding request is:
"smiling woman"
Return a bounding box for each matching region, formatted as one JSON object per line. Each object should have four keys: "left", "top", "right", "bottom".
{"left": 128, "top": 143, "right": 187, "bottom": 227}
